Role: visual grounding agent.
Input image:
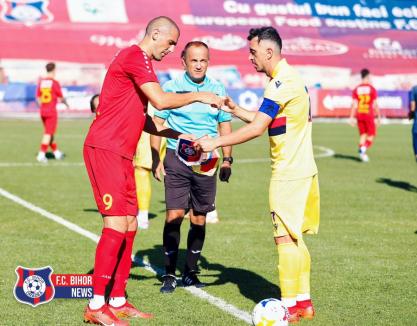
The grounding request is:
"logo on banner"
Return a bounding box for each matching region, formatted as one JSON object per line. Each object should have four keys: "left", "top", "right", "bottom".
{"left": 322, "top": 94, "right": 352, "bottom": 111}
{"left": 283, "top": 38, "right": 348, "bottom": 56}
{"left": 14, "top": 266, "right": 55, "bottom": 307}
{"left": 67, "top": 0, "right": 128, "bottom": 23}
{"left": 365, "top": 37, "right": 417, "bottom": 59}
{"left": 0, "top": 0, "right": 53, "bottom": 25}
{"left": 194, "top": 34, "right": 246, "bottom": 51}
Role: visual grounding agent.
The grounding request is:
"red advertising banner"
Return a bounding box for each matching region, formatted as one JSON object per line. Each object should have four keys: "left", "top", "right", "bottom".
{"left": 0, "top": 0, "right": 416, "bottom": 77}
{"left": 316, "top": 89, "right": 409, "bottom": 118}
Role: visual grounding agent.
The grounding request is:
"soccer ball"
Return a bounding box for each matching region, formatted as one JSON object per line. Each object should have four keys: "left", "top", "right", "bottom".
{"left": 252, "top": 298, "right": 289, "bottom": 326}
{"left": 23, "top": 275, "right": 46, "bottom": 298}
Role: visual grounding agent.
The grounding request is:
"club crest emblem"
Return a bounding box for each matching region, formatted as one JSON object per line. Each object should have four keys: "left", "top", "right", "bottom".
{"left": 177, "top": 138, "right": 201, "bottom": 163}
{"left": 0, "top": 0, "right": 53, "bottom": 25}
{"left": 14, "top": 266, "right": 55, "bottom": 307}
{"left": 181, "top": 143, "right": 197, "bottom": 157}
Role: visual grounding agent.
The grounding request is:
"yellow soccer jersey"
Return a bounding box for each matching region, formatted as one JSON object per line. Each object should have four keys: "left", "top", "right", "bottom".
{"left": 134, "top": 104, "right": 167, "bottom": 168}
{"left": 259, "top": 59, "right": 317, "bottom": 180}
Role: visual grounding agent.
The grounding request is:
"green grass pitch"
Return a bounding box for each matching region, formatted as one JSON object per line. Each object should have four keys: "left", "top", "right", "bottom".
{"left": 0, "top": 118, "right": 416, "bottom": 325}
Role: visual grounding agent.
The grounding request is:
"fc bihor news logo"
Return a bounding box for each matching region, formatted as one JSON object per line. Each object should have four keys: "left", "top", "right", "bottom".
{"left": 14, "top": 266, "right": 54, "bottom": 307}
{"left": 14, "top": 266, "right": 93, "bottom": 307}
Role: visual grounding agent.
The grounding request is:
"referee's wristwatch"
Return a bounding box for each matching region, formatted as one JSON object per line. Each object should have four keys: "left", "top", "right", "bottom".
{"left": 222, "top": 157, "right": 233, "bottom": 164}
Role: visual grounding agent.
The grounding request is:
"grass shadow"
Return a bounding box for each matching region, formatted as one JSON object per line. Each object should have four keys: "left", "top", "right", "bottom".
{"left": 132, "top": 245, "right": 280, "bottom": 303}
{"left": 376, "top": 178, "right": 417, "bottom": 193}
{"left": 83, "top": 208, "right": 99, "bottom": 213}
{"left": 149, "top": 212, "right": 158, "bottom": 220}
{"left": 199, "top": 256, "right": 281, "bottom": 303}
{"left": 333, "top": 153, "right": 361, "bottom": 162}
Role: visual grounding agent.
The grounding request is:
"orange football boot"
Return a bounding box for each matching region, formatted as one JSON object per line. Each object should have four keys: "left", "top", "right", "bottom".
{"left": 286, "top": 305, "right": 300, "bottom": 324}
{"left": 297, "top": 299, "right": 315, "bottom": 320}
{"left": 84, "top": 304, "right": 129, "bottom": 326}
{"left": 109, "top": 301, "right": 154, "bottom": 319}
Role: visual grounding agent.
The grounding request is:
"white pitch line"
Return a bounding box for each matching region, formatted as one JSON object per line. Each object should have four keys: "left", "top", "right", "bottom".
{"left": 237, "top": 145, "right": 335, "bottom": 163}
{"left": 0, "top": 187, "right": 99, "bottom": 243}
{"left": 314, "top": 145, "right": 335, "bottom": 158}
{"left": 136, "top": 256, "right": 252, "bottom": 324}
{"left": 0, "top": 145, "right": 335, "bottom": 168}
{"left": 0, "top": 187, "right": 252, "bottom": 324}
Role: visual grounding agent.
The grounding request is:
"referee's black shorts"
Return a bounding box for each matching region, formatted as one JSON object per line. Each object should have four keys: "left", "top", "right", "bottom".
{"left": 163, "top": 149, "right": 216, "bottom": 213}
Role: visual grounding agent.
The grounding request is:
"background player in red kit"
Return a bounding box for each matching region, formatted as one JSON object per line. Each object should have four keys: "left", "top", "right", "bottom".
{"left": 83, "top": 16, "right": 223, "bottom": 326}
{"left": 36, "top": 62, "right": 68, "bottom": 163}
{"left": 349, "top": 68, "right": 381, "bottom": 162}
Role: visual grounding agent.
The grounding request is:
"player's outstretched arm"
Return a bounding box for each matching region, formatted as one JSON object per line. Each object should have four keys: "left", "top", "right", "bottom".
{"left": 140, "top": 82, "right": 223, "bottom": 110}
{"left": 199, "top": 112, "right": 271, "bottom": 152}
{"left": 144, "top": 114, "right": 194, "bottom": 140}
{"left": 222, "top": 96, "right": 256, "bottom": 123}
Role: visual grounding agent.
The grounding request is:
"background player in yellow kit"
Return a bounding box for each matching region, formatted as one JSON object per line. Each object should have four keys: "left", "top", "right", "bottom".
{"left": 134, "top": 105, "right": 167, "bottom": 230}
{"left": 199, "top": 27, "right": 319, "bottom": 323}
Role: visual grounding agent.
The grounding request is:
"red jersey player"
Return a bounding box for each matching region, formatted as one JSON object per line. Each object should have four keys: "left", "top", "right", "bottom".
{"left": 349, "top": 68, "right": 381, "bottom": 162}
{"left": 36, "top": 62, "right": 68, "bottom": 163}
{"left": 82, "top": 16, "right": 223, "bottom": 326}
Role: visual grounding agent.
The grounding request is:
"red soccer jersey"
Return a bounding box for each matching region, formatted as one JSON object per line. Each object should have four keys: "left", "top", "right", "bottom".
{"left": 36, "top": 78, "right": 63, "bottom": 117}
{"left": 84, "top": 45, "right": 158, "bottom": 160}
{"left": 352, "top": 83, "right": 378, "bottom": 119}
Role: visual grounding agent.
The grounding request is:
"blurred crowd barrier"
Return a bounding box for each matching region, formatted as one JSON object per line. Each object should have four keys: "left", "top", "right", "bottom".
{"left": 0, "top": 82, "right": 410, "bottom": 118}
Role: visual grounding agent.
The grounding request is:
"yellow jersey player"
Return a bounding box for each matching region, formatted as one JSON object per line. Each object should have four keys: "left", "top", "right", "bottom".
{"left": 134, "top": 104, "right": 167, "bottom": 230}
{"left": 199, "top": 26, "right": 319, "bottom": 323}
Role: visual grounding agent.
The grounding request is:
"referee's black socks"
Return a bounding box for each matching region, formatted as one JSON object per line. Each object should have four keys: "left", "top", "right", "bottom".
{"left": 163, "top": 222, "right": 181, "bottom": 275}
{"left": 184, "top": 222, "right": 206, "bottom": 274}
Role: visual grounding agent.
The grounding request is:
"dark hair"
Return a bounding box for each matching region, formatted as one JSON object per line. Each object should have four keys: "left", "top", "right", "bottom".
{"left": 181, "top": 41, "right": 209, "bottom": 59}
{"left": 247, "top": 27, "right": 282, "bottom": 50}
{"left": 90, "top": 94, "right": 99, "bottom": 113}
{"left": 45, "top": 62, "right": 55, "bottom": 73}
{"left": 361, "top": 69, "right": 370, "bottom": 79}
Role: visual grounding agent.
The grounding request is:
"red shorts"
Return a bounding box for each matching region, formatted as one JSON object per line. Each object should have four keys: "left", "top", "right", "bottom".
{"left": 41, "top": 115, "right": 57, "bottom": 135}
{"left": 357, "top": 118, "right": 376, "bottom": 136}
{"left": 83, "top": 145, "right": 138, "bottom": 216}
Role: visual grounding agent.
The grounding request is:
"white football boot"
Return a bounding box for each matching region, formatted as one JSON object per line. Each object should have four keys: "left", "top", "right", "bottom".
{"left": 206, "top": 209, "right": 219, "bottom": 224}
{"left": 53, "top": 150, "right": 65, "bottom": 160}
{"left": 36, "top": 152, "right": 48, "bottom": 164}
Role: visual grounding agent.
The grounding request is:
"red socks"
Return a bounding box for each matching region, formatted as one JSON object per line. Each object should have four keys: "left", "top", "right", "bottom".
{"left": 40, "top": 144, "right": 48, "bottom": 153}
{"left": 40, "top": 142, "right": 58, "bottom": 152}
{"left": 93, "top": 228, "right": 125, "bottom": 296}
{"left": 110, "top": 231, "right": 137, "bottom": 297}
{"left": 365, "top": 139, "right": 373, "bottom": 149}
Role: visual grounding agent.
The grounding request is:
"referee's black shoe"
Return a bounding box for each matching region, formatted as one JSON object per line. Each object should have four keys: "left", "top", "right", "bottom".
{"left": 181, "top": 271, "right": 206, "bottom": 288}
{"left": 160, "top": 274, "right": 177, "bottom": 293}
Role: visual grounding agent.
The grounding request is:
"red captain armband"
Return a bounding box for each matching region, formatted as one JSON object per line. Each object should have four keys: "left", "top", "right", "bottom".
{"left": 259, "top": 98, "right": 280, "bottom": 119}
